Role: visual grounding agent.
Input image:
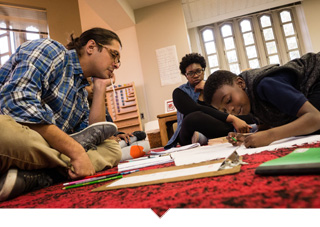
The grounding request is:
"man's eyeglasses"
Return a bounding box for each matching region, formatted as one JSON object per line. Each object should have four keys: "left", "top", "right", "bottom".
{"left": 97, "top": 42, "right": 121, "bottom": 67}
{"left": 185, "top": 68, "right": 204, "bottom": 77}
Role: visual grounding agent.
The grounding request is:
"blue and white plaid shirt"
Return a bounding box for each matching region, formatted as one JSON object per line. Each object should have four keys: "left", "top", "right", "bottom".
{"left": 0, "top": 38, "right": 90, "bottom": 134}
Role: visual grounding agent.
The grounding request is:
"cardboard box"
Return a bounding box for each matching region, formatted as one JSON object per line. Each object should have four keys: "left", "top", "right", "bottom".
{"left": 147, "top": 130, "right": 162, "bottom": 148}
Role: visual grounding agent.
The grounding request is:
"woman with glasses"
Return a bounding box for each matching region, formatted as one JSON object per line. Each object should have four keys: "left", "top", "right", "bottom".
{"left": 165, "top": 53, "right": 256, "bottom": 149}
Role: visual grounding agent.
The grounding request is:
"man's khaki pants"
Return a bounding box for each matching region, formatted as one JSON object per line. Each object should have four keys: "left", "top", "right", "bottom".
{"left": 0, "top": 115, "right": 122, "bottom": 175}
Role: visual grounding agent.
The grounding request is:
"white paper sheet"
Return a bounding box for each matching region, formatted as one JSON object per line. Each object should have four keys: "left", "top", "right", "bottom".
{"left": 150, "top": 143, "right": 200, "bottom": 155}
{"left": 155, "top": 45, "right": 181, "bottom": 86}
{"left": 117, "top": 155, "right": 173, "bottom": 172}
{"left": 236, "top": 135, "right": 320, "bottom": 156}
{"left": 107, "top": 163, "right": 221, "bottom": 188}
{"left": 171, "top": 143, "right": 238, "bottom": 166}
{"left": 171, "top": 135, "right": 320, "bottom": 166}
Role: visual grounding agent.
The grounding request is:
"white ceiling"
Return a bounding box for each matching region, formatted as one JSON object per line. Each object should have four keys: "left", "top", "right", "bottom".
{"left": 182, "top": 0, "right": 301, "bottom": 28}
{"left": 93, "top": 0, "right": 301, "bottom": 30}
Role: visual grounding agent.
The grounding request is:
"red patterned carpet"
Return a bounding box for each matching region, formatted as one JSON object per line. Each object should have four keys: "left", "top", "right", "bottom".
{"left": 1, "top": 142, "right": 320, "bottom": 217}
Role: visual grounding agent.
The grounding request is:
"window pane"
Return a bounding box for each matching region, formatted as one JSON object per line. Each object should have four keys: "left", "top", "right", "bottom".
{"left": 280, "top": 11, "right": 292, "bottom": 23}
{"left": 9, "top": 26, "right": 15, "bottom": 54}
{"left": 0, "top": 36, "right": 9, "bottom": 54}
{"left": 229, "top": 63, "right": 240, "bottom": 74}
{"left": 226, "top": 50, "right": 238, "bottom": 63}
{"left": 221, "top": 25, "right": 232, "bottom": 37}
{"left": 246, "top": 46, "right": 257, "bottom": 59}
{"left": 205, "top": 41, "right": 216, "bottom": 54}
{"left": 240, "top": 20, "right": 251, "bottom": 32}
{"left": 1, "top": 55, "right": 9, "bottom": 65}
{"left": 266, "top": 41, "right": 278, "bottom": 54}
{"left": 286, "top": 37, "right": 298, "bottom": 50}
{"left": 289, "top": 50, "right": 300, "bottom": 60}
{"left": 0, "top": 22, "right": 6, "bottom": 35}
{"left": 224, "top": 37, "right": 235, "bottom": 50}
{"left": 203, "top": 29, "right": 214, "bottom": 42}
{"left": 243, "top": 32, "right": 254, "bottom": 45}
{"left": 26, "top": 26, "right": 40, "bottom": 40}
{"left": 269, "top": 55, "right": 280, "bottom": 64}
{"left": 249, "top": 59, "right": 260, "bottom": 69}
{"left": 283, "top": 23, "right": 295, "bottom": 36}
{"left": 260, "top": 15, "right": 271, "bottom": 28}
{"left": 210, "top": 68, "right": 219, "bottom": 74}
{"left": 208, "top": 55, "right": 219, "bottom": 67}
{"left": 263, "top": 28, "right": 274, "bottom": 41}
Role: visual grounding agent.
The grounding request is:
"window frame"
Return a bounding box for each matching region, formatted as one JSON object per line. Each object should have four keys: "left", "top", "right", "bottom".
{"left": 198, "top": 6, "right": 304, "bottom": 74}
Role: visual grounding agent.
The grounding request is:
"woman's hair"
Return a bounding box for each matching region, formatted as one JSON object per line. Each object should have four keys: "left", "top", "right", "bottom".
{"left": 204, "top": 70, "right": 238, "bottom": 104}
{"left": 179, "top": 53, "right": 206, "bottom": 75}
{"left": 65, "top": 27, "right": 122, "bottom": 56}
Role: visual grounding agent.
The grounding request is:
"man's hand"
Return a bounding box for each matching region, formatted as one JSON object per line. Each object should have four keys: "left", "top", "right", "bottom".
{"left": 23, "top": 123, "right": 96, "bottom": 179}
{"left": 68, "top": 151, "right": 96, "bottom": 179}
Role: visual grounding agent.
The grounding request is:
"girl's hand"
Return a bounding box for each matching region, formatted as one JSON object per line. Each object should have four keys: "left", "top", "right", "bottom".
{"left": 227, "top": 131, "right": 274, "bottom": 148}
{"left": 227, "top": 115, "right": 252, "bottom": 133}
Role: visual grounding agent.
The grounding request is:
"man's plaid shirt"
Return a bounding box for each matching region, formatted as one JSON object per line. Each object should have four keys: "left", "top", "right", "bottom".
{"left": 0, "top": 38, "right": 90, "bottom": 134}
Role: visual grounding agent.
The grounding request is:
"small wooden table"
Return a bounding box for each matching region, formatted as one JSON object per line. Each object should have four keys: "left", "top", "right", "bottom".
{"left": 157, "top": 112, "right": 177, "bottom": 147}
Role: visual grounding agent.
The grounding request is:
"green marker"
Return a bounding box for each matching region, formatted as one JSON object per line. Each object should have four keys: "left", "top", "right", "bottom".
{"left": 63, "top": 175, "right": 123, "bottom": 189}
{"left": 231, "top": 137, "right": 237, "bottom": 142}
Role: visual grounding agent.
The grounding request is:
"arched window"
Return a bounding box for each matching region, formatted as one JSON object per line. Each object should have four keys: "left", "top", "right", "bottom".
{"left": 199, "top": 6, "right": 304, "bottom": 71}
{"left": 279, "top": 10, "right": 301, "bottom": 60}
{"left": 221, "top": 23, "right": 240, "bottom": 74}
{"left": 259, "top": 14, "right": 280, "bottom": 64}
{"left": 240, "top": 19, "right": 260, "bottom": 69}
{"left": 201, "top": 28, "right": 219, "bottom": 73}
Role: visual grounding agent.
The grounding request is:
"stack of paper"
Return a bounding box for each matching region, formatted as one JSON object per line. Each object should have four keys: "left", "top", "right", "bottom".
{"left": 118, "top": 156, "right": 173, "bottom": 172}
{"left": 109, "top": 163, "right": 222, "bottom": 188}
{"left": 236, "top": 135, "right": 320, "bottom": 156}
{"left": 149, "top": 143, "right": 200, "bottom": 155}
{"left": 171, "top": 143, "right": 237, "bottom": 166}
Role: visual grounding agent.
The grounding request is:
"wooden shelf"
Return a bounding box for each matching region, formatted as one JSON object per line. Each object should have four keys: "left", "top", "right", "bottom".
{"left": 118, "top": 123, "right": 140, "bottom": 129}
{"left": 105, "top": 82, "right": 142, "bottom": 134}
{"left": 114, "top": 115, "right": 139, "bottom": 123}
{"left": 121, "top": 103, "right": 136, "bottom": 108}
{"left": 117, "top": 109, "right": 138, "bottom": 115}
{"left": 106, "top": 83, "right": 134, "bottom": 92}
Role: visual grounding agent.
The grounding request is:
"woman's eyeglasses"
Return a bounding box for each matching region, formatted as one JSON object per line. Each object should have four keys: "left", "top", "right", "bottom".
{"left": 185, "top": 68, "right": 204, "bottom": 78}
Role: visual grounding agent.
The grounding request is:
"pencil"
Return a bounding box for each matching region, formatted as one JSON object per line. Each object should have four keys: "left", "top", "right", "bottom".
{"left": 84, "top": 171, "right": 118, "bottom": 179}
{"left": 62, "top": 175, "right": 123, "bottom": 190}
{"left": 63, "top": 173, "right": 119, "bottom": 186}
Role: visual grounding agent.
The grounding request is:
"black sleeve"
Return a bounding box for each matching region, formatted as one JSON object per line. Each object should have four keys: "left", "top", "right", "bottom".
{"left": 172, "top": 88, "right": 229, "bottom": 122}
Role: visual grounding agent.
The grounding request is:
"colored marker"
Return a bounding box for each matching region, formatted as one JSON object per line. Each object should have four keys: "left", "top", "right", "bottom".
{"left": 231, "top": 137, "right": 237, "bottom": 142}
{"left": 63, "top": 173, "right": 119, "bottom": 186}
{"left": 63, "top": 175, "right": 123, "bottom": 190}
{"left": 120, "top": 169, "right": 140, "bottom": 175}
{"left": 84, "top": 171, "right": 118, "bottom": 179}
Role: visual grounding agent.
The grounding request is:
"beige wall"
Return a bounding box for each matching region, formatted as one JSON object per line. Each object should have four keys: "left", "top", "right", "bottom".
{"left": 135, "top": 0, "right": 190, "bottom": 121}
{"left": 115, "top": 26, "right": 148, "bottom": 124}
{"left": 78, "top": 0, "right": 148, "bottom": 125}
{"left": 78, "top": 0, "right": 112, "bottom": 31}
{"left": 301, "top": 0, "right": 320, "bottom": 52}
{"left": 2, "top": 0, "right": 82, "bottom": 44}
